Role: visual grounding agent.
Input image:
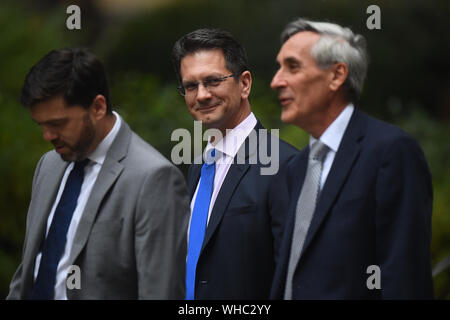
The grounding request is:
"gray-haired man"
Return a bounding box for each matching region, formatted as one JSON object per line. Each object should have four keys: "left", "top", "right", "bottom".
{"left": 270, "top": 18, "right": 433, "bottom": 299}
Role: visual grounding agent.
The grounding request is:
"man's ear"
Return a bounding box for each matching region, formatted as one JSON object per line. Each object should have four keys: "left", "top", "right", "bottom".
{"left": 240, "top": 71, "right": 252, "bottom": 100}
{"left": 329, "top": 62, "right": 348, "bottom": 92}
{"left": 90, "top": 95, "right": 108, "bottom": 120}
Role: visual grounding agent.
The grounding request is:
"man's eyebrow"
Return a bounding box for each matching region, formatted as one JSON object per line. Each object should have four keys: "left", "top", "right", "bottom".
{"left": 283, "top": 56, "right": 301, "bottom": 65}
{"left": 32, "top": 118, "right": 67, "bottom": 125}
{"left": 182, "top": 79, "right": 198, "bottom": 84}
{"left": 183, "top": 73, "right": 225, "bottom": 83}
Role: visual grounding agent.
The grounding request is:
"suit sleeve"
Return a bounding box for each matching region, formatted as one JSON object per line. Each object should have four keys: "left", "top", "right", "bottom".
{"left": 375, "top": 134, "right": 434, "bottom": 299}
{"left": 134, "top": 164, "right": 190, "bottom": 299}
{"left": 7, "top": 153, "right": 46, "bottom": 299}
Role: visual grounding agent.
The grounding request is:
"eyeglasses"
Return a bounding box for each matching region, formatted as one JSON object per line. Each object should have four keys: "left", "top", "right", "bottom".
{"left": 178, "top": 74, "right": 235, "bottom": 97}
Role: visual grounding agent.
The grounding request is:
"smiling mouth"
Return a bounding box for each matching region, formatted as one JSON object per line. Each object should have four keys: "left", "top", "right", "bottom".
{"left": 197, "top": 103, "right": 219, "bottom": 112}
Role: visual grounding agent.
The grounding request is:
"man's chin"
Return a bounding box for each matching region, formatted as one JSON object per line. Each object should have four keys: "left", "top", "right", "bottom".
{"left": 58, "top": 151, "right": 80, "bottom": 162}
{"left": 195, "top": 114, "right": 218, "bottom": 127}
{"left": 59, "top": 154, "right": 73, "bottom": 162}
{"left": 281, "top": 111, "right": 296, "bottom": 124}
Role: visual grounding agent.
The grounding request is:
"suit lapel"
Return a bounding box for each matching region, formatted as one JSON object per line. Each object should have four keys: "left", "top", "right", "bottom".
{"left": 27, "top": 157, "right": 68, "bottom": 254}
{"left": 200, "top": 122, "right": 261, "bottom": 251}
{"left": 273, "top": 150, "right": 308, "bottom": 295}
{"left": 286, "top": 150, "right": 309, "bottom": 244}
{"left": 22, "top": 155, "right": 68, "bottom": 294}
{"left": 68, "top": 120, "right": 131, "bottom": 265}
{"left": 298, "top": 109, "right": 365, "bottom": 262}
{"left": 202, "top": 162, "right": 250, "bottom": 250}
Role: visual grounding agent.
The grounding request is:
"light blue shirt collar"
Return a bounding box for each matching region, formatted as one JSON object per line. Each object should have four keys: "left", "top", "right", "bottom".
{"left": 310, "top": 103, "right": 354, "bottom": 152}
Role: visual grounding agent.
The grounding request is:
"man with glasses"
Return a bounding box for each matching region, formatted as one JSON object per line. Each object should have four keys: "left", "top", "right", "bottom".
{"left": 172, "top": 28, "right": 298, "bottom": 299}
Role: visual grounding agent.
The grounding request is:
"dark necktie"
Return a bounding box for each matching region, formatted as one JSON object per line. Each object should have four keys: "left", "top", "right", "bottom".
{"left": 185, "top": 149, "right": 216, "bottom": 300}
{"left": 30, "top": 159, "right": 89, "bottom": 299}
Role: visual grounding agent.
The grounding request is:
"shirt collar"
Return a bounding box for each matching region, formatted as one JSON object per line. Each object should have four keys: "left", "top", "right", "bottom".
{"left": 87, "top": 111, "right": 122, "bottom": 165}
{"left": 204, "top": 112, "right": 257, "bottom": 160}
{"left": 309, "top": 103, "right": 354, "bottom": 152}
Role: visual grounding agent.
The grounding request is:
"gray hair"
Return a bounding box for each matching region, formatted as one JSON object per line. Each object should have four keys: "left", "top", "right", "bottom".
{"left": 281, "top": 18, "right": 369, "bottom": 102}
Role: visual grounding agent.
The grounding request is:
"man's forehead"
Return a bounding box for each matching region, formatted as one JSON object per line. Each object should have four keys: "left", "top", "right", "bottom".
{"left": 30, "top": 110, "right": 67, "bottom": 125}
{"left": 277, "top": 31, "right": 320, "bottom": 59}
{"left": 180, "top": 49, "right": 229, "bottom": 79}
{"left": 182, "top": 48, "right": 224, "bottom": 60}
{"left": 30, "top": 96, "right": 81, "bottom": 122}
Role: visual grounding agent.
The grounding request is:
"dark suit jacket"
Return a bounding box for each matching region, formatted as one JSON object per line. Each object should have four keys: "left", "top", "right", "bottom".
{"left": 187, "top": 121, "right": 298, "bottom": 299}
{"left": 271, "top": 109, "right": 434, "bottom": 299}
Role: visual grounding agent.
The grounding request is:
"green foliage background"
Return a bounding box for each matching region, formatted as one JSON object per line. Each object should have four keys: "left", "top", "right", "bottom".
{"left": 0, "top": 0, "right": 449, "bottom": 298}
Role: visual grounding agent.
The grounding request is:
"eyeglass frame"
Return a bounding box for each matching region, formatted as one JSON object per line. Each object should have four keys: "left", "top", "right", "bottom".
{"left": 177, "top": 73, "right": 236, "bottom": 97}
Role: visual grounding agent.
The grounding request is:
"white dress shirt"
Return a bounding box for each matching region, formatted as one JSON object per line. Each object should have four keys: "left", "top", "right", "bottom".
{"left": 33, "top": 111, "right": 121, "bottom": 300}
{"left": 310, "top": 104, "right": 354, "bottom": 190}
{"left": 190, "top": 112, "right": 258, "bottom": 226}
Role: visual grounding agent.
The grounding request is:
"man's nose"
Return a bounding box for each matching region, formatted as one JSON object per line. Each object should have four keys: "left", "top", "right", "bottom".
{"left": 270, "top": 69, "right": 286, "bottom": 90}
{"left": 196, "top": 83, "right": 212, "bottom": 101}
{"left": 42, "top": 126, "right": 58, "bottom": 142}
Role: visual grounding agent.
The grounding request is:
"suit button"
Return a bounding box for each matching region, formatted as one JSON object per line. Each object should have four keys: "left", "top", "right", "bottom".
{"left": 200, "top": 280, "right": 208, "bottom": 285}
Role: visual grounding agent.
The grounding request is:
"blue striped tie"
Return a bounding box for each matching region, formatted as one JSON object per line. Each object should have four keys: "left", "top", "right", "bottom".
{"left": 30, "top": 159, "right": 89, "bottom": 299}
{"left": 185, "top": 149, "right": 216, "bottom": 300}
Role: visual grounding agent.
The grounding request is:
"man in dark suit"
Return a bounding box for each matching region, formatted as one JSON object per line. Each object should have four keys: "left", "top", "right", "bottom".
{"left": 171, "top": 28, "right": 298, "bottom": 299}
{"left": 7, "top": 48, "right": 190, "bottom": 299}
{"left": 270, "top": 18, "right": 434, "bottom": 299}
